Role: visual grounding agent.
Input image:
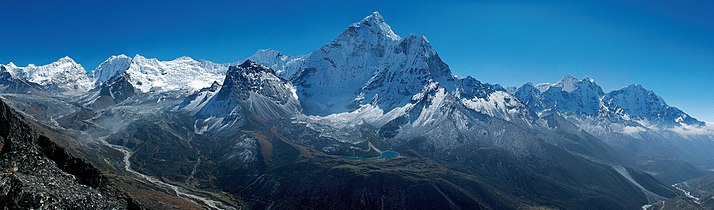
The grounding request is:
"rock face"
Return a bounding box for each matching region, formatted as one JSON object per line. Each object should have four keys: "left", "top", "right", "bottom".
{"left": 217, "top": 61, "right": 297, "bottom": 106}
{"left": 79, "top": 72, "right": 136, "bottom": 110}
{"left": 0, "top": 98, "right": 137, "bottom": 209}
{"left": 191, "top": 60, "right": 300, "bottom": 119}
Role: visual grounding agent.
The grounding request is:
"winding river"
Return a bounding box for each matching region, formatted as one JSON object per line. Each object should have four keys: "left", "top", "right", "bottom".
{"left": 98, "top": 136, "right": 236, "bottom": 210}
{"left": 672, "top": 183, "right": 702, "bottom": 204}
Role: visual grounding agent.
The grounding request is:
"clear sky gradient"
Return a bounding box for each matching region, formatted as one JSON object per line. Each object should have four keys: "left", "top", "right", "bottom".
{"left": 1, "top": 0, "right": 712, "bottom": 121}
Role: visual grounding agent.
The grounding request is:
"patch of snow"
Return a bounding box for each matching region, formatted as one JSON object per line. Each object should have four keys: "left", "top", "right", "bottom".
{"left": 460, "top": 91, "right": 524, "bottom": 121}
{"left": 230, "top": 136, "right": 258, "bottom": 163}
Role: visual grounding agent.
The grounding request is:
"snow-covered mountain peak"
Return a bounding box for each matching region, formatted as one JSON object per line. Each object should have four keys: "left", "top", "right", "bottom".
{"left": 221, "top": 61, "right": 288, "bottom": 95}
{"left": 603, "top": 84, "right": 704, "bottom": 127}
{"left": 583, "top": 76, "right": 595, "bottom": 83}
{"left": 620, "top": 84, "right": 652, "bottom": 94}
{"left": 1, "top": 63, "right": 17, "bottom": 77}
{"left": 78, "top": 71, "right": 136, "bottom": 109}
{"left": 514, "top": 75, "right": 704, "bottom": 132}
{"left": 56, "top": 56, "right": 76, "bottom": 63}
{"left": 577, "top": 78, "right": 604, "bottom": 93}
{"left": 174, "top": 56, "right": 195, "bottom": 61}
{"left": 534, "top": 83, "right": 551, "bottom": 92}
{"left": 2, "top": 56, "right": 93, "bottom": 94}
{"left": 130, "top": 54, "right": 159, "bottom": 65}
{"left": 514, "top": 82, "right": 548, "bottom": 112}
{"left": 284, "top": 12, "right": 461, "bottom": 115}
{"left": 362, "top": 11, "right": 386, "bottom": 24}
{"left": 611, "top": 84, "right": 665, "bottom": 105}
{"left": 45, "top": 56, "right": 82, "bottom": 69}
{"left": 353, "top": 11, "right": 400, "bottom": 42}
{"left": 103, "top": 54, "right": 131, "bottom": 63}
{"left": 192, "top": 60, "right": 300, "bottom": 121}
{"left": 247, "top": 49, "right": 306, "bottom": 80}
{"left": 87, "top": 54, "right": 227, "bottom": 93}
{"left": 112, "top": 54, "right": 129, "bottom": 59}
{"left": 553, "top": 75, "right": 580, "bottom": 92}
{"left": 290, "top": 12, "right": 411, "bottom": 115}
{"left": 91, "top": 54, "right": 132, "bottom": 85}
{"left": 235, "top": 59, "right": 273, "bottom": 74}
{"left": 516, "top": 82, "right": 539, "bottom": 93}
{"left": 605, "top": 84, "right": 667, "bottom": 111}
{"left": 349, "top": 31, "right": 455, "bottom": 113}
{"left": 514, "top": 75, "right": 605, "bottom": 115}
{"left": 252, "top": 49, "right": 283, "bottom": 58}
{"left": 248, "top": 49, "right": 286, "bottom": 64}
{"left": 397, "top": 34, "right": 435, "bottom": 54}
{"left": 456, "top": 76, "right": 508, "bottom": 99}
{"left": 536, "top": 75, "right": 604, "bottom": 95}
{"left": 393, "top": 34, "right": 450, "bottom": 76}
{"left": 335, "top": 11, "right": 400, "bottom": 45}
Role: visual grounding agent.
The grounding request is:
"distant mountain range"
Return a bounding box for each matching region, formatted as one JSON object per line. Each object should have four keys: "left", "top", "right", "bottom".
{"left": 0, "top": 11, "right": 712, "bottom": 209}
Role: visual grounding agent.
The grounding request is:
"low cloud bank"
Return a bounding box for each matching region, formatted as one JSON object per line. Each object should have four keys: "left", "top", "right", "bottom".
{"left": 669, "top": 122, "right": 714, "bottom": 137}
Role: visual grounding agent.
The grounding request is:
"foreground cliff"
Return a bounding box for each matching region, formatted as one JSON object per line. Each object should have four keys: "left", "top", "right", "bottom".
{"left": 0, "top": 97, "right": 139, "bottom": 209}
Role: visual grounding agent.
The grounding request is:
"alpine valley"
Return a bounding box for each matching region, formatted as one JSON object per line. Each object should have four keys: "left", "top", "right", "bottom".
{"left": 0, "top": 12, "right": 713, "bottom": 209}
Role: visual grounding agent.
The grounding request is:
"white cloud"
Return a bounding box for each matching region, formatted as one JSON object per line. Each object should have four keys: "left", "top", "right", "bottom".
{"left": 668, "top": 122, "right": 714, "bottom": 137}
{"left": 622, "top": 126, "right": 647, "bottom": 135}
{"left": 635, "top": 120, "right": 660, "bottom": 132}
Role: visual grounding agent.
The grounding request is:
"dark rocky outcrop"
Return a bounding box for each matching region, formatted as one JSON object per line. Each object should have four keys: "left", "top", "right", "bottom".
{"left": 0, "top": 97, "right": 140, "bottom": 209}
{"left": 84, "top": 72, "right": 136, "bottom": 110}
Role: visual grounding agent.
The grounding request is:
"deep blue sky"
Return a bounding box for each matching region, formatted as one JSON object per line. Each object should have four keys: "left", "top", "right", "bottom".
{"left": 1, "top": 0, "right": 712, "bottom": 121}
